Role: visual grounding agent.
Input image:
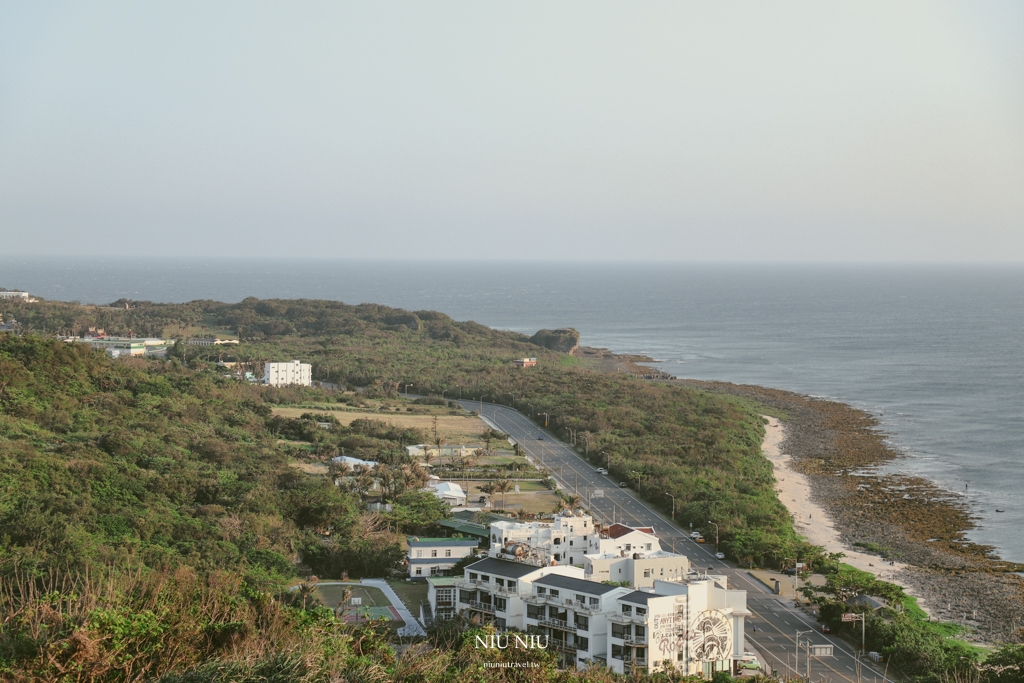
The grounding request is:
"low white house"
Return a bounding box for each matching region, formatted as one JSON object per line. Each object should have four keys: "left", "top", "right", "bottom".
{"left": 407, "top": 537, "right": 479, "bottom": 578}
{"left": 425, "top": 481, "right": 467, "bottom": 506}
{"left": 263, "top": 360, "right": 312, "bottom": 387}
{"left": 406, "top": 444, "right": 478, "bottom": 459}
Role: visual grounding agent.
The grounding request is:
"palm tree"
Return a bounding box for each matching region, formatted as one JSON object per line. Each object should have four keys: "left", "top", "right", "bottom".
{"left": 493, "top": 478, "right": 513, "bottom": 509}
{"left": 553, "top": 498, "right": 571, "bottom": 515}
{"left": 564, "top": 493, "right": 583, "bottom": 511}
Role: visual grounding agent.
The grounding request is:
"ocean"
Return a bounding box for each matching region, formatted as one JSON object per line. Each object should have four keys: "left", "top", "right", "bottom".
{"left": 3, "top": 257, "right": 1023, "bottom": 561}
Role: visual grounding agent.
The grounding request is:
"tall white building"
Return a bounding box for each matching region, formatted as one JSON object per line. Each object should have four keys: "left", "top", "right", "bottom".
{"left": 263, "top": 360, "right": 312, "bottom": 387}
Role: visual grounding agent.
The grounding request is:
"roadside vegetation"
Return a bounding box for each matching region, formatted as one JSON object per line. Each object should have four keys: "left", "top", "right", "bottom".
{"left": 2, "top": 297, "right": 1021, "bottom": 681}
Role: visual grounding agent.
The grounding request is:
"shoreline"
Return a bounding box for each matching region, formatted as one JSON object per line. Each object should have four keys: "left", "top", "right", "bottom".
{"left": 669, "top": 378, "right": 1024, "bottom": 644}
{"left": 759, "top": 415, "right": 925, "bottom": 609}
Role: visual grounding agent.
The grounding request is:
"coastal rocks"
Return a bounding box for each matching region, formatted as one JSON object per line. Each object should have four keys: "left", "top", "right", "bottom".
{"left": 674, "top": 378, "right": 1024, "bottom": 644}
{"left": 530, "top": 328, "right": 580, "bottom": 353}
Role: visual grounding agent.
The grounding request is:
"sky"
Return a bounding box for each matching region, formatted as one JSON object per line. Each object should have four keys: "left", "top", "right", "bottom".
{"left": 1, "top": 2, "right": 1023, "bottom": 262}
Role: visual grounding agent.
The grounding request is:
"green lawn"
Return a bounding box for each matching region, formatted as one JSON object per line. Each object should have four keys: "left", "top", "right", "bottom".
{"left": 386, "top": 579, "right": 430, "bottom": 613}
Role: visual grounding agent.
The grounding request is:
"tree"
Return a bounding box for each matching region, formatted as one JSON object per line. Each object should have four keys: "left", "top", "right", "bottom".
{"left": 492, "top": 479, "right": 513, "bottom": 509}
{"left": 431, "top": 416, "right": 448, "bottom": 469}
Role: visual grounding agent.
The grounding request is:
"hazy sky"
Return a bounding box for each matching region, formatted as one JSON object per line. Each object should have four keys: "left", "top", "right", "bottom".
{"left": 2, "top": 2, "right": 1023, "bottom": 262}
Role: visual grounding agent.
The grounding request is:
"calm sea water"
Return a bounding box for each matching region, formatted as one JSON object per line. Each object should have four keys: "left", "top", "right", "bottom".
{"left": 3, "top": 257, "right": 1023, "bottom": 561}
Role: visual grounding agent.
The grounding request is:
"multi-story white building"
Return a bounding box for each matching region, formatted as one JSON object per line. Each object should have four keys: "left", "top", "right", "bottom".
{"left": 444, "top": 557, "right": 748, "bottom": 674}
{"left": 425, "top": 576, "right": 459, "bottom": 622}
{"left": 407, "top": 537, "right": 479, "bottom": 579}
{"left": 263, "top": 360, "right": 312, "bottom": 387}
{"left": 584, "top": 549, "right": 690, "bottom": 588}
{"left": 489, "top": 513, "right": 663, "bottom": 568}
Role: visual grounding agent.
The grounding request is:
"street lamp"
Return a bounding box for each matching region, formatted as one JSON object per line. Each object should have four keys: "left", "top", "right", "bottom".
{"left": 507, "top": 393, "right": 515, "bottom": 407}
{"left": 538, "top": 412, "right": 549, "bottom": 427}
{"left": 795, "top": 630, "right": 813, "bottom": 680}
{"left": 667, "top": 493, "right": 677, "bottom": 520}
{"left": 404, "top": 384, "right": 412, "bottom": 397}
{"left": 707, "top": 521, "right": 719, "bottom": 550}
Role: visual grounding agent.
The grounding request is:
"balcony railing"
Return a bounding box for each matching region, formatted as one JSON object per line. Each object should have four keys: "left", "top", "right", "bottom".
{"left": 466, "top": 600, "right": 495, "bottom": 613}
{"left": 538, "top": 617, "right": 576, "bottom": 633}
{"left": 608, "top": 612, "right": 647, "bottom": 625}
{"left": 436, "top": 600, "right": 455, "bottom": 608}
{"left": 622, "top": 634, "right": 647, "bottom": 645}
{"left": 551, "top": 642, "right": 578, "bottom": 654}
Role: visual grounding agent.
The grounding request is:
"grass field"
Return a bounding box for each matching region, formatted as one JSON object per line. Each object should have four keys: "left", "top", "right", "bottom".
{"left": 386, "top": 579, "right": 430, "bottom": 614}
{"left": 271, "top": 407, "right": 489, "bottom": 444}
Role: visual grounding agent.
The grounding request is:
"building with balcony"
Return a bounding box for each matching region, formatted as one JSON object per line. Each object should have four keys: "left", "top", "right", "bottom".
{"left": 606, "top": 576, "right": 749, "bottom": 677}
{"left": 489, "top": 510, "right": 597, "bottom": 567}
{"left": 407, "top": 537, "right": 479, "bottom": 579}
{"left": 524, "top": 573, "right": 633, "bottom": 669}
{"left": 589, "top": 523, "right": 661, "bottom": 556}
{"left": 452, "top": 557, "right": 585, "bottom": 630}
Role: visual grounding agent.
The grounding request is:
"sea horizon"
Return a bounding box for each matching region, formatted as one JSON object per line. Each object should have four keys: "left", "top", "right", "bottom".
{"left": 3, "top": 256, "right": 1023, "bottom": 561}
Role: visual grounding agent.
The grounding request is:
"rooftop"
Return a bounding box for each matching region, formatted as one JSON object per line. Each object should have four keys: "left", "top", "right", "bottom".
{"left": 465, "top": 557, "right": 546, "bottom": 580}
{"left": 534, "top": 574, "right": 622, "bottom": 596}
{"left": 427, "top": 576, "right": 458, "bottom": 587}
{"left": 620, "top": 590, "right": 664, "bottom": 605}
{"left": 407, "top": 537, "right": 480, "bottom": 547}
{"left": 605, "top": 523, "right": 655, "bottom": 539}
{"left": 438, "top": 519, "right": 490, "bottom": 537}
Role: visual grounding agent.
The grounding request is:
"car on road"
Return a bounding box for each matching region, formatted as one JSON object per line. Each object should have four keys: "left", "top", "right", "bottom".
{"left": 820, "top": 624, "right": 832, "bottom": 633}
{"left": 738, "top": 660, "right": 761, "bottom": 671}
{"left": 695, "top": 536, "right": 706, "bottom": 543}
{"left": 477, "top": 496, "right": 487, "bottom": 503}
{"left": 781, "top": 567, "right": 798, "bottom": 575}
{"left": 536, "top": 435, "right": 544, "bottom": 440}
{"left": 715, "top": 552, "right": 725, "bottom": 559}
{"left": 596, "top": 468, "right": 608, "bottom": 475}
{"left": 689, "top": 531, "right": 701, "bottom": 539}
{"left": 618, "top": 482, "right": 628, "bottom": 488}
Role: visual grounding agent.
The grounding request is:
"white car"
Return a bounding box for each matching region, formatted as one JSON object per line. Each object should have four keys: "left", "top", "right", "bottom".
{"left": 690, "top": 531, "right": 701, "bottom": 539}
{"left": 596, "top": 467, "right": 608, "bottom": 475}
{"left": 715, "top": 552, "right": 725, "bottom": 559}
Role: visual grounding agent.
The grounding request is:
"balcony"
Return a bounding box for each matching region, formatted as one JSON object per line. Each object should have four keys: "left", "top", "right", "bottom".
{"left": 622, "top": 634, "right": 647, "bottom": 645}
{"left": 573, "top": 601, "right": 600, "bottom": 614}
{"left": 466, "top": 600, "right": 495, "bottom": 613}
{"left": 551, "top": 642, "right": 578, "bottom": 654}
{"left": 608, "top": 612, "right": 647, "bottom": 625}
{"left": 538, "top": 617, "right": 577, "bottom": 633}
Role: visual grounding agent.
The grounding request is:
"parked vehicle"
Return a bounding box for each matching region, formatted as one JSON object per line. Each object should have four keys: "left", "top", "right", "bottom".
{"left": 690, "top": 531, "right": 701, "bottom": 539}
{"left": 477, "top": 495, "right": 487, "bottom": 503}
{"left": 695, "top": 536, "right": 706, "bottom": 543}
{"left": 715, "top": 552, "right": 725, "bottom": 559}
{"left": 596, "top": 468, "right": 608, "bottom": 475}
{"left": 618, "top": 482, "right": 628, "bottom": 488}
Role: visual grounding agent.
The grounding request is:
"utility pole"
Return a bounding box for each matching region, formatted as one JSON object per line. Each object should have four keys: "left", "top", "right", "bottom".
{"left": 538, "top": 412, "right": 549, "bottom": 427}
{"left": 795, "top": 630, "right": 812, "bottom": 681}
{"left": 667, "top": 493, "right": 676, "bottom": 520}
{"left": 404, "top": 384, "right": 412, "bottom": 397}
{"left": 707, "top": 521, "right": 719, "bottom": 551}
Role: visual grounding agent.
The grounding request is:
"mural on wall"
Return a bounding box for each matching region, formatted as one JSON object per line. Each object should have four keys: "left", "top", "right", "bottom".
{"left": 690, "top": 611, "right": 731, "bottom": 662}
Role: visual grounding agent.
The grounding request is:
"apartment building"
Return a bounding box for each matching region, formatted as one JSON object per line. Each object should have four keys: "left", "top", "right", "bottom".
{"left": 584, "top": 549, "right": 690, "bottom": 588}
{"left": 262, "top": 360, "right": 312, "bottom": 387}
{"left": 425, "top": 576, "right": 458, "bottom": 622}
{"left": 444, "top": 557, "right": 748, "bottom": 674}
{"left": 407, "top": 537, "right": 479, "bottom": 579}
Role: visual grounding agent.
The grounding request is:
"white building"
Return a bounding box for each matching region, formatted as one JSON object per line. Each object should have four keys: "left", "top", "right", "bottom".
{"left": 187, "top": 337, "right": 239, "bottom": 346}
{"left": 426, "top": 481, "right": 467, "bottom": 507}
{"left": 263, "top": 360, "right": 312, "bottom": 387}
{"left": 442, "top": 557, "right": 748, "bottom": 674}
{"left": 425, "top": 576, "right": 459, "bottom": 623}
{"left": 584, "top": 549, "right": 690, "bottom": 588}
{"left": 0, "top": 291, "right": 32, "bottom": 301}
{"left": 407, "top": 537, "right": 480, "bottom": 579}
{"left": 489, "top": 513, "right": 663, "bottom": 569}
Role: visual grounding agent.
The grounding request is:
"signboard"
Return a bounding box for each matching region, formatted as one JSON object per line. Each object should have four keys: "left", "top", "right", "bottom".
{"left": 591, "top": 489, "right": 605, "bottom": 498}
{"left": 350, "top": 597, "right": 362, "bottom": 605}
{"left": 841, "top": 613, "right": 859, "bottom": 622}
{"left": 810, "top": 645, "right": 834, "bottom": 657}
{"left": 795, "top": 562, "right": 805, "bottom": 569}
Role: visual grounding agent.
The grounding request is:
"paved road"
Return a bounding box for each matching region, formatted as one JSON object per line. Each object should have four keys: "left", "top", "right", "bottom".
{"left": 464, "top": 400, "right": 893, "bottom": 683}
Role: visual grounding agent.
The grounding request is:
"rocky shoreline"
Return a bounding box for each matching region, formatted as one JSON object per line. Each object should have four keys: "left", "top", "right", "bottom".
{"left": 673, "top": 379, "right": 1024, "bottom": 644}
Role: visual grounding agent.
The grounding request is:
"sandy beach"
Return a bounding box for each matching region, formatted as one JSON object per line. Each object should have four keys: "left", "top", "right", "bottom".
{"left": 761, "top": 415, "right": 924, "bottom": 604}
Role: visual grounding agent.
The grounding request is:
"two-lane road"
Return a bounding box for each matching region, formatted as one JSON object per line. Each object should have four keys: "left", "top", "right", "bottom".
{"left": 463, "top": 400, "right": 892, "bottom": 683}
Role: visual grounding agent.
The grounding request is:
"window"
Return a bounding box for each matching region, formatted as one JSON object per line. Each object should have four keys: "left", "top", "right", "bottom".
{"left": 415, "top": 568, "right": 422, "bottom": 575}
{"left": 625, "top": 544, "right": 631, "bottom": 551}
{"left": 495, "top": 597, "right": 507, "bottom": 612}
{"left": 576, "top": 636, "right": 590, "bottom": 651}
{"left": 621, "top": 605, "right": 632, "bottom": 615}
{"left": 537, "top": 587, "right": 546, "bottom": 595}
{"left": 554, "top": 538, "right": 561, "bottom": 545}
{"left": 635, "top": 647, "right": 646, "bottom": 662}
{"left": 635, "top": 626, "right": 646, "bottom": 638}
{"left": 589, "top": 597, "right": 599, "bottom": 607}
{"left": 575, "top": 594, "right": 585, "bottom": 604}
{"left": 507, "top": 581, "right": 516, "bottom": 592}
{"left": 611, "top": 644, "right": 624, "bottom": 660}
{"left": 574, "top": 614, "right": 589, "bottom": 631}
{"left": 569, "top": 540, "right": 573, "bottom": 546}
{"left": 643, "top": 569, "right": 651, "bottom": 578}
{"left": 527, "top": 604, "right": 544, "bottom": 620}
{"left": 416, "top": 550, "right": 423, "bottom": 558}
{"left": 549, "top": 590, "right": 559, "bottom": 598}
{"left": 495, "top": 578, "right": 505, "bottom": 587}
{"left": 445, "top": 549, "right": 451, "bottom": 557}
{"left": 480, "top": 575, "right": 489, "bottom": 583}
{"left": 554, "top": 553, "right": 561, "bottom": 561}
{"left": 660, "top": 568, "right": 664, "bottom": 576}
{"left": 469, "top": 573, "right": 478, "bottom": 581}
{"left": 459, "top": 590, "right": 475, "bottom": 603}
{"left": 431, "top": 550, "right": 437, "bottom": 558}
{"left": 645, "top": 543, "right": 652, "bottom": 550}
{"left": 636, "top": 607, "right": 647, "bottom": 616}
{"left": 611, "top": 623, "right": 629, "bottom": 639}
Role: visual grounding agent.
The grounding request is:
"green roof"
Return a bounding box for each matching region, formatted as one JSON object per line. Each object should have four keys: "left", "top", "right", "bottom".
{"left": 438, "top": 519, "right": 491, "bottom": 537}
{"left": 407, "top": 536, "right": 479, "bottom": 547}
{"left": 427, "top": 576, "right": 458, "bottom": 586}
